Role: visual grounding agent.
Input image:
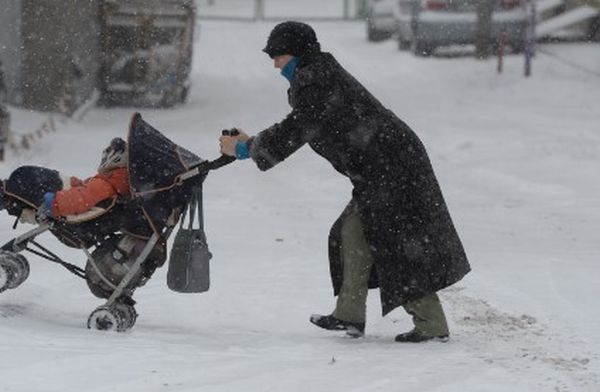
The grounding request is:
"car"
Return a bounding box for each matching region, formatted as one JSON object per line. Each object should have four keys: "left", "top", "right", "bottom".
{"left": 394, "top": 0, "right": 529, "bottom": 55}
{"left": 98, "top": 0, "right": 196, "bottom": 107}
{"left": 366, "top": 0, "right": 398, "bottom": 41}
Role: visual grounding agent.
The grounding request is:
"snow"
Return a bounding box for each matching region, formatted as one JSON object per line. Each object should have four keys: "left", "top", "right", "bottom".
{"left": 1, "top": 20, "right": 600, "bottom": 391}
{"left": 536, "top": 6, "right": 600, "bottom": 37}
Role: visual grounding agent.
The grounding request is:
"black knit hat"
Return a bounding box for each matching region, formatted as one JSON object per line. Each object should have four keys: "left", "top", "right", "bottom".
{"left": 263, "top": 21, "right": 321, "bottom": 58}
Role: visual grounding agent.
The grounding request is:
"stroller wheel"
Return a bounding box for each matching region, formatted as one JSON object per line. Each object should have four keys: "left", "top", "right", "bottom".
{"left": 0, "top": 262, "right": 12, "bottom": 293}
{"left": 0, "top": 251, "right": 29, "bottom": 290}
{"left": 87, "top": 305, "right": 126, "bottom": 332}
{"left": 114, "top": 301, "right": 138, "bottom": 331}
{"left": 14, "top": 254, "right": 30, "bottom": 287}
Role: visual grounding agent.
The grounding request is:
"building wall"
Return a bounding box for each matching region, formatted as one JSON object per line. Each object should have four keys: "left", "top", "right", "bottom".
{"left": 20, "top": 0, "right": 100, "bottom": 112}
{"left": 0, "top": 1, "right": 23, "bottom": 105}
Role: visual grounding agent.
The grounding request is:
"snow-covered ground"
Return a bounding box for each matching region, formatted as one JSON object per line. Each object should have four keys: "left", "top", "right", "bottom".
{"left": 1, "top": 20, "right": 599, "bottom": 392}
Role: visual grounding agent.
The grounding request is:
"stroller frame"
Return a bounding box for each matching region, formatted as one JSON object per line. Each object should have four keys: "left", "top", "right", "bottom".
{"left": 0, "top": 114, "right": 237, "bottom": 332}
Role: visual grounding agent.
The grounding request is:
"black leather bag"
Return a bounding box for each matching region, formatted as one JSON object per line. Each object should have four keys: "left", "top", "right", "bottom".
{"left": 167, "top": 186, "right": 212, "bottom": 293}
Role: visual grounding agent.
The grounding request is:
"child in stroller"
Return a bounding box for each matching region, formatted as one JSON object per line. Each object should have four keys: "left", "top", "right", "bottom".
{"left": 1, "top": 136, "right": 165, "bottom": 303}
{"left": 0, "top": 113, "right": 230, "bottom": 331}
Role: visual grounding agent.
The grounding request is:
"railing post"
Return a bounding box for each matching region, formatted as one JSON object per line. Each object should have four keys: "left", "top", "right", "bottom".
{"left": 356, "top": 0, "right": 369, "bottom": 19}
{"left": 497, "top": 31, "right": 507, "bottom": 74}
{"left": 343, "top": 0, "right": 350, "bottom": 20}
{"left": 254, "top": 0, "right": 265, "bottom": 21}
{"left": 524, "top": 0, "right": 536, "bottom": 77}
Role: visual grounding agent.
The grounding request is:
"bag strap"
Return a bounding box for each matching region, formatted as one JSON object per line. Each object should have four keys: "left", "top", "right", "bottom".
{"left": 195, "top": 184, "right": 204, "bottom": 231}
{"left": 188, "top": 188, "right": 197, "bottom": 230}
{"left": 179, "top": 185, "right": 204, "bottom": 231}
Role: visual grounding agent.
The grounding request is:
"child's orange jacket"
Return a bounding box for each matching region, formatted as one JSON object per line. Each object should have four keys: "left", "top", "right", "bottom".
{"left": 52, "top": 167, "right": 130, "bottom": 217}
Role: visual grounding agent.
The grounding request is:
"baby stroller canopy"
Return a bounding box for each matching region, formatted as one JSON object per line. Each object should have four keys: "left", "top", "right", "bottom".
{"left": 127, "top": 113, "right": 206, "bottom": 235}
{"left": 128, "top": 113, "right": 204, "bottom": 196}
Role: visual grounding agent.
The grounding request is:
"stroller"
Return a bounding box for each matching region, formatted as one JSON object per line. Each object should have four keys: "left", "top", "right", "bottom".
{"left": 0, "top": 113, "right": 235, "bottom": 331}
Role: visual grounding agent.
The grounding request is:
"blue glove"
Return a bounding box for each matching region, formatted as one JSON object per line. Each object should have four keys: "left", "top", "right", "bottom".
{"left": 38, "top": 192, "right": 55, "bottom": 220}
{"left": 235, "top": 140, "right": 250, "bottom": 160}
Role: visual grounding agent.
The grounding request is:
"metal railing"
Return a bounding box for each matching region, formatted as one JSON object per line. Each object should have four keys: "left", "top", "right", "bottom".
{"left": 197, "top": 0, "right": 368, "bottom": 21}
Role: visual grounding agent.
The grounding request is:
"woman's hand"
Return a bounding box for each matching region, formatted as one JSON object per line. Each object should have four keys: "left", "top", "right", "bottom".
{"left": 219, "top": 129, "right": 250, "bottom": 156}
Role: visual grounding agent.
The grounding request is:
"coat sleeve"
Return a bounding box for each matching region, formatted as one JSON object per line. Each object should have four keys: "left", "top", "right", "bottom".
{"left": 52, "top": 175, "right": 117, "bottom": 217}
{"left": 249, "top": 79, "right": 343, "bottom": 171}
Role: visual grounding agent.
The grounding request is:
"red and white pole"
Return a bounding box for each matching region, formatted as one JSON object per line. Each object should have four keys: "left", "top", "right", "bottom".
{"left": 497, "top": 31, "right": 507, "bottom": 74}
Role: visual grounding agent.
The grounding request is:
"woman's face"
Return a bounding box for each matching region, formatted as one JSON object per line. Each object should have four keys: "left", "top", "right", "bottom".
{"left": 273, "top": 54, "right": 294, "bottom": 69}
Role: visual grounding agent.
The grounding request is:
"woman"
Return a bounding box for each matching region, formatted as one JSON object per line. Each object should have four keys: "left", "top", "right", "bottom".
{"left": 219, "top": 21, "right": 470, "bottom": 342}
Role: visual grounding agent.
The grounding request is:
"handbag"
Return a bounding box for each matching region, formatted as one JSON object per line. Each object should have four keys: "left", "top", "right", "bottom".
{"left": 167, "top": 186, "right": 212, "bottom": 293}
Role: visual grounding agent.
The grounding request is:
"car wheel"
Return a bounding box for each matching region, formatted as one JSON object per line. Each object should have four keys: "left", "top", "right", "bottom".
{"left": 366, "top": 14, "right": 388, "bottom": 42}
{"left": 398, "top": 32, "right": 411, "bottom": 50}
{"left": 179, "top": 85, "right": 189, "bottom": 103}
{"left": 398, "top": 39, "right": 411, "bottom": 51}
{"left": 412, "top": 41, "right": 434, "bottom": 57}
{"left": 367, "top": 25, "right": 386, "bottom": 42}
{"left": 511, "top": 41, "right": 525, "bottom": 54}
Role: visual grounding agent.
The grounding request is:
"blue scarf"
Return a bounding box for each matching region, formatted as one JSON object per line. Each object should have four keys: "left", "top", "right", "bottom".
{"left": 280, "top": 57, "right": 300, "bottom": 83}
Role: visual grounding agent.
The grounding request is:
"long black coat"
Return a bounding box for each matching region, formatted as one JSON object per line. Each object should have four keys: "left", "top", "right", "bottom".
{"left": 249, "top": 52, "right": 470, "bottom": 315}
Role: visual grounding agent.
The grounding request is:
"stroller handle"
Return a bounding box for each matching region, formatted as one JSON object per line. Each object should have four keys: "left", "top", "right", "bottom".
{"left": 180, "top": 128, "right": 240, "bottom": 180}
{"left": 182, "top": 155, "right": 235, "bottom": 182}
{"left": 205, "top": 154, "right": 237, "bottom": 171}
{"left": 191, "top": 128, "right": 241, "bottom": 172}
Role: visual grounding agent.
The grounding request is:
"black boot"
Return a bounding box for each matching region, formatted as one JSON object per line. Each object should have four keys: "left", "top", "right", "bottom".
{"left": 394, "top": 329, "right": 449, "bottom": 343}
{"left": 310, "top": 314, "right": 365, "bottom": 337}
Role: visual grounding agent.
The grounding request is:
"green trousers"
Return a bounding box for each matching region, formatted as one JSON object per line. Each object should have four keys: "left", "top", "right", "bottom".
{"left": 332, "top": 207, "right": 449, "bottom": 336}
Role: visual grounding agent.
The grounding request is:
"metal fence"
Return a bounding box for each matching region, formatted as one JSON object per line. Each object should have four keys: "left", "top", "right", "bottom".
{"left": 197, "top": 0, "right": 368, "bottom": 21}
